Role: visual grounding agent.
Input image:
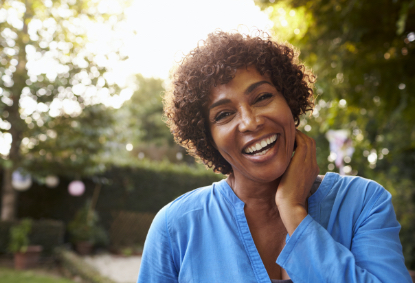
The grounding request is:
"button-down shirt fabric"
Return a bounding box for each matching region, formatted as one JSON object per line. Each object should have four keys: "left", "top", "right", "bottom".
{"left": 137, "top": 173, "right": 412, "bottom": 283}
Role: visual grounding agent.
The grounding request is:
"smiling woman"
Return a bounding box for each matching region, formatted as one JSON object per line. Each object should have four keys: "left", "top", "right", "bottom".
{"left": 207, "top": 67, "right": 296, "bottom": 185}
{"left": 164, "top": 31, "right": 314, "bottom": 175}
{"left": 137, "top": 31, "right": 412, "bottom": 283}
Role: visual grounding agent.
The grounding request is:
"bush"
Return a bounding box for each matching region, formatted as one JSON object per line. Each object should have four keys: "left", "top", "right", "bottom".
{"left": 29, "top": 220, "right": 65, "bottom": 254}
{"left": 16, "top": 161, "right": 223, "bottom": 247}
{"left": 0, "top": 222, "right": 13, "bottom": 254}
{"left": 8, "top": 219, "right": 32, "bottom": 253}
{"left": 109, "top": 211, "right": 154, "bottom": 249}
{"left": 0, "top": 220, "right": 64, "bottom": 255}
{"left": 67, "top": 202, "right": 108, "bottom": 246}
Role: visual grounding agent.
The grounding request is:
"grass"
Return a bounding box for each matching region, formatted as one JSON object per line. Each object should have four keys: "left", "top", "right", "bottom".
{"left": 0, "top": 267, "right": 78, "bottom": 283}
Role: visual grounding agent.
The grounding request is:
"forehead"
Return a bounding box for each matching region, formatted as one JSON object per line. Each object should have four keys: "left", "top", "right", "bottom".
{"left": 209, "top": 67, "right": 272, "bottom": 102}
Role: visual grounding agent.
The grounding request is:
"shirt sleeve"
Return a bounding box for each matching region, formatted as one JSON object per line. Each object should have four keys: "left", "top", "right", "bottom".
{"left": 276, "top": 189, "right": 412, "bottom": 283}
{"left": 137, "top": 205, "right": 179, "bottom": 283}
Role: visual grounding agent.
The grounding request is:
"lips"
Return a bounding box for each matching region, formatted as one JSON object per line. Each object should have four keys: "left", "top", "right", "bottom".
{"left": 243, "top": 134, "right": 278, "bottom": 156}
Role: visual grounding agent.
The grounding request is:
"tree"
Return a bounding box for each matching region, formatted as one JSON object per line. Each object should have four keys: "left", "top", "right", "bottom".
{"left": 255, "top": 0, "right": 415, "bottom": 170}
{"left": 123, "top": 74, "right": 173, "bottom": 147}
{"left": 256, "top": 0, "right": 415, "bottom": 268}
{"left": 108, "top": 74, "right": 195, "bottom": 165}
{"left": 0, "top": 0, "right": 127, "bottom": 220}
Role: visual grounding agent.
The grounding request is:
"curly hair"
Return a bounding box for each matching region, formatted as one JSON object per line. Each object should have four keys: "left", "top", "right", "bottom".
{"left": 164, "top": 30, "right": 315, "bottom": 175}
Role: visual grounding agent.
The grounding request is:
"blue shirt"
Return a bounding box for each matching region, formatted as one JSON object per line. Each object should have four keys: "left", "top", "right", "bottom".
{"left": 137, "top": 173, "right": 411, "bottom": 283}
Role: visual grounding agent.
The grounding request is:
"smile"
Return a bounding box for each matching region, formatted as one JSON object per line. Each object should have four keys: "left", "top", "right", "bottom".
{"left": 243, "top": 134, "right": 278, "bottom": 156}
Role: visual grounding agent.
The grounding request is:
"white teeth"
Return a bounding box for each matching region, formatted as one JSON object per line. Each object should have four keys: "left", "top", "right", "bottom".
{"left": 255, "top": 143, "right": 261, "bottom": 151}
{"left": 244, "top": 134, "right": 278, "bottom": 154}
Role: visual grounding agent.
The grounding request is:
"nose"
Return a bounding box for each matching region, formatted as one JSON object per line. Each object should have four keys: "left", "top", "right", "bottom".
{"left": 238, "top": 107, "right": 264, "bottom": 133}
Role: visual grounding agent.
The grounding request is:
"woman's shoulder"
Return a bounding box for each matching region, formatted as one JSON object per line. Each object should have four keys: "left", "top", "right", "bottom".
{"left": 315, "top": 172, "right": 392, "bottom": 219}
{"left": 156, "top": 179, "right": 227, "bottom": 220}
{"left": 310, "top": 173, "right": 395, "bottom": 233}
{"left": 317, "top": 172, "right": 388, "bottom": 198}
{"left": 148, "top": 179, "right": 229, "bottom": 242}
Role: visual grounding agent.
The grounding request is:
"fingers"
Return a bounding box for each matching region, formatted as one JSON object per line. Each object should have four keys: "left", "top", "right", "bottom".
{"left": 293, "top": 130, "right": 306, "bottom": 158}
{"left": 295, "top": 130, "right": 319, "bottom": 175}
{"left": 294, "top": 130, "right": 310, "bottom": 160}
{"left": 276, "top": 130, "right": 320, "bottom": 209}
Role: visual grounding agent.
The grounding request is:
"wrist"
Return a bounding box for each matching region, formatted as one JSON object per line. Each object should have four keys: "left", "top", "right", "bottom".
{"left": 275, "top": 197, "right": 306, "bottom": 210}
{"left": 277, "top": 204, "right": 307, "bottom": 236}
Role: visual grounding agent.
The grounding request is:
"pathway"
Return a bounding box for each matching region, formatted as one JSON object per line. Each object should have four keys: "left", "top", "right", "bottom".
{"left": 83, "top": 254, "right": 141, "bottom": 283}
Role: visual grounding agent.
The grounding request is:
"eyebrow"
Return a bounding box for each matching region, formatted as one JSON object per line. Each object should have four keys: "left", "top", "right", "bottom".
{"left": 244, "top": 81, "right": 273, "bottom": 95}
{"left": 209, "top": 98, "right": 231, "bottom": 110}
{"left": 209, "top": 81, "right": 273, "bottom": 110}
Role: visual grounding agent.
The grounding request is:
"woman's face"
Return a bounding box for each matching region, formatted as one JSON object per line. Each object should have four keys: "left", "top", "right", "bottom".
{"left": 207, "top": 67, "right": 296, "bottom": 184}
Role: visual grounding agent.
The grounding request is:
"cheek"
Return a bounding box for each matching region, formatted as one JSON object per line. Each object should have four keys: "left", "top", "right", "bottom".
{"left": 210, "top": 128, "right": 240, "bottom": 167}
{"left": 210, "top": 126, "right": 231, "bottom": 154}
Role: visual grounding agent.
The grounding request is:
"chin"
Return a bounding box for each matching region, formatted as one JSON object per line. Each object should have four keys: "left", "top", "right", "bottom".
{"left": 228, "top": 150, "right": 292, "bottom": 185}
{"left": 239, "top": 165, "right": 288, "bottom": 184}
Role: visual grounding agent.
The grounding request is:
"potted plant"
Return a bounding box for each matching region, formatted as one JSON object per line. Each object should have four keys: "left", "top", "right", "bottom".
{"left": 8, "top": 218, "right": 43, "bottom": 270}
{"left": 67, "top": 202, "right": 108, "bottom": 255}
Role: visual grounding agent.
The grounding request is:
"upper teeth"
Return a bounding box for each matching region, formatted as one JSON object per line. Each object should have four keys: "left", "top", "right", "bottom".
{"left": 244, "top": 134, "right": 278, "bottom": 154}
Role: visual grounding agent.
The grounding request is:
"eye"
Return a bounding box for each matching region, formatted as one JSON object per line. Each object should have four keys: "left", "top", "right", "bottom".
{"left": 214, "top": 111, "right": 232, "bottom": 122}
{"left": 255, "top": 93, "right": 273, "bottom": 103}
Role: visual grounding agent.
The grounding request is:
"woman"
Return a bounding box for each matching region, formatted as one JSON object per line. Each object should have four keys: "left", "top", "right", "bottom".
{"left": 137, "top": 31, "right": 411, "bottom": 283}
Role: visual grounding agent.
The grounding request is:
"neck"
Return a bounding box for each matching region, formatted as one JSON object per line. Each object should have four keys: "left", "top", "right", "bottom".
{"left": 227, "top": 172, "right": 280, "bottom": 214}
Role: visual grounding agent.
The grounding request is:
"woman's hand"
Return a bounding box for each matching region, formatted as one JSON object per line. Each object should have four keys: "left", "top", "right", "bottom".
{"left": 275, "top": 130, "right": 319, "bottom": 235}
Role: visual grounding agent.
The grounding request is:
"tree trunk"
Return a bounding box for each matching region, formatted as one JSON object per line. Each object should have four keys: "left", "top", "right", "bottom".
{"left": 1, "top": 167, "right": 16, "bottom": 220}
{"left": 0, "top": 4, "right": 30, "bottom": 221}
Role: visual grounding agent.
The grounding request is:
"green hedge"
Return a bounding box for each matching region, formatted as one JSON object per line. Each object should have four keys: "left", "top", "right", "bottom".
{"left": 0, "top": 219, "right": 64, "bottom": 254}
{"left": 14, "top": 161, "right": 223, "bottom": 246}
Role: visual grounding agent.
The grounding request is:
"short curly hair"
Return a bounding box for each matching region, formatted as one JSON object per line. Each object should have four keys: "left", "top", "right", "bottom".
{"left": 164, "top": 30, "right": 315, "bottom": 175}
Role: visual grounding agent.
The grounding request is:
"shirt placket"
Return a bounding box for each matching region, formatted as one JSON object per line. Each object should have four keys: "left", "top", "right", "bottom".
{"left": 234, "top": 202, "right": 272, "bottom": 283}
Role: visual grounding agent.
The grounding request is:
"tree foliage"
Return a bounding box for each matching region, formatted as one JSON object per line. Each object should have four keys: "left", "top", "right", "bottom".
{"left": 121, "top": 74, "right": 173, "bottom": 146}
{"left": 103, "top": 74, "right": 186, "bottom": 166}
{"left": 256, "top": 0, "right": 415, "bottom": 268}
{"left": 0, "top": 0, "right": 127, "bottom": 220}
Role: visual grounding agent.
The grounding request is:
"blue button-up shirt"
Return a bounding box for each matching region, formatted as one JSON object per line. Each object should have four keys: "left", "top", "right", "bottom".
{"left": 137, "top": 173, "right": 411, "bottom": 282}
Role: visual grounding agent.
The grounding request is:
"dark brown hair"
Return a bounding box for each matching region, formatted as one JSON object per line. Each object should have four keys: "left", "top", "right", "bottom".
{"left": 164, "top": 30, "right": 315, "bottom": 174}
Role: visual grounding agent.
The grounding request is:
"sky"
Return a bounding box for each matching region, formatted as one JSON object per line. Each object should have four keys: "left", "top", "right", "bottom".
{"left": 112, "top": 0, "right": 273, "bottom": 81}
{"left": 72, "top": 0, "right": 274, "bottom": 108}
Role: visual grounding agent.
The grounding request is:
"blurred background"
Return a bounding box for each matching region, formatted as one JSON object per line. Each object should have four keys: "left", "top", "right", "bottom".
{"left": 0, "top": 0, "right": 414, "bottom": 282}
